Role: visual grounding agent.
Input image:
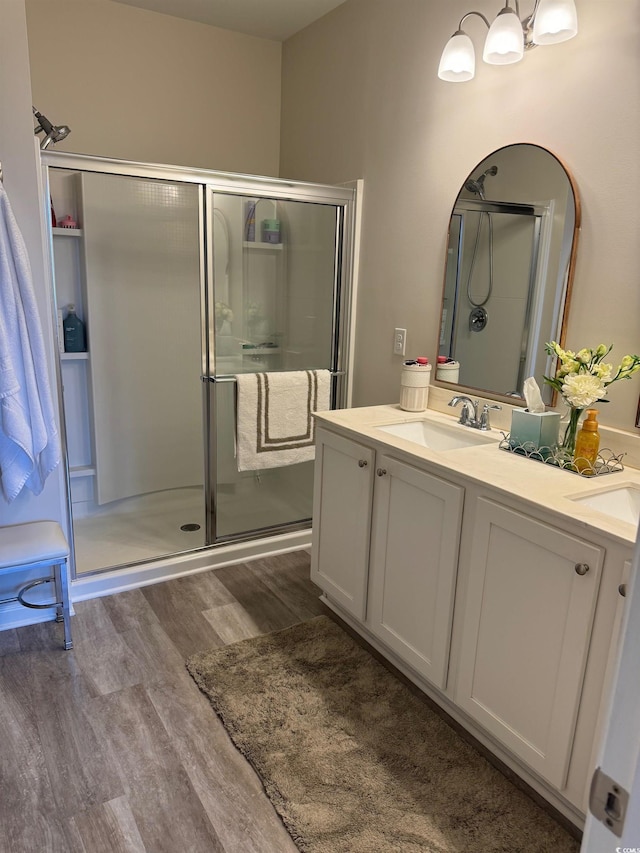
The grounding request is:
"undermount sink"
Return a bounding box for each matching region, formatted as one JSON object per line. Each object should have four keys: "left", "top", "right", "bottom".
{"left": 375, "top": 418, "right": 498, "bottom": 452}
{"left": 570, "top": 484, "right": 640, "bottom": 527}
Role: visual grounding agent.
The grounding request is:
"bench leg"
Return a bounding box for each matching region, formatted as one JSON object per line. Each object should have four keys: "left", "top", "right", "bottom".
{"left": 54, "top": 561, "right": 73, "bottom": 650}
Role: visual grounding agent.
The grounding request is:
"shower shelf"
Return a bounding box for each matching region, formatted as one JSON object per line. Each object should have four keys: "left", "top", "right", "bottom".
{"left": 241, "top": 346, "right": 280, "bottom": 355}
{"left": 53, "top": 227, "right": 82, "bottom": 237}
{"left": 69, "top": 466, "right": 96, "bottom": 479}
{"left": 242, "top": 241, "right": 282, "bottom": 251}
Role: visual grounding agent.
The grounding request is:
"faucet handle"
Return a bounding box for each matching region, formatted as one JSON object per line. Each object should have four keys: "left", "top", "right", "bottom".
{"left": 479, "top": 403, "right": 501, "bottom": 430}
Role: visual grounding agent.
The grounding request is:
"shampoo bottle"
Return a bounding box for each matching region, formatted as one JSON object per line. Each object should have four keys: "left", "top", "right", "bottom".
{"left": 574, "top": 409, "right": 600, "bottom": 473}
{"left": 63, "top": 304, "right": 86, "bottom": 353}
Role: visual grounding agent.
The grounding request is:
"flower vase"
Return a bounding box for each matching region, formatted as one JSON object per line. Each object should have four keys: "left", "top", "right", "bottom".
{"left": 560, "top": 407, "right": 584, "bottom": 463}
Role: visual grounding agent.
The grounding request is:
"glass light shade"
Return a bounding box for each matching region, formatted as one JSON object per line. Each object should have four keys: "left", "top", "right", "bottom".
{"left": 483, "top": 7, "right": 524, "bottom": 65}
{"left": 438, "top": 31, "right": 475, "bottom": 82}
{"left": 532, "top": 0, "right": 578, "bottom": 44}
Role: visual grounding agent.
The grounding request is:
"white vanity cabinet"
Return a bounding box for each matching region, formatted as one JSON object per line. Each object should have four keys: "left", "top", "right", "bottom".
{"left": 367, "top": 454, "right": 463, "bottom": 688}
{"left": 311, "top": 427, "right": 465, "bottom": 689}
{"left": 310, "top": 428, "right": 375, "bottom": 620}
{"left": 311, "top": 410, "right": 636, "bottom": 825}
{"left": 454, "top": 498, "right": 604, "bottom": 789}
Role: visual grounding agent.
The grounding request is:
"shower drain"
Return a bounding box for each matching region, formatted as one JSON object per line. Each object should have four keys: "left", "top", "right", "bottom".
{"left": 180, "top": 523, "right": 201, "bottom": 532}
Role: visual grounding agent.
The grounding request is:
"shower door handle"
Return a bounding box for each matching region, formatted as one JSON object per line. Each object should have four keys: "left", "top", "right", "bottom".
{"left": 202, "top": 373, "right": 343, "bottom": 384}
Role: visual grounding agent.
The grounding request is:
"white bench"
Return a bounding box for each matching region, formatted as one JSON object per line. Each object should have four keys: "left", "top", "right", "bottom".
{"left": 0, "top": 521, "right": 72, "bottom": 649}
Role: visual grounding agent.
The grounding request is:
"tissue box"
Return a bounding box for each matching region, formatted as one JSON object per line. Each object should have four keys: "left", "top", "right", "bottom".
{"left": 510, "top": 410, "right": 561, "bottom": 452}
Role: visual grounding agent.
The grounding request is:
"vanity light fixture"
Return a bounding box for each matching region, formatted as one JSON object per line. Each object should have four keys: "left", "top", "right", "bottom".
{"left": 438, "top": 0, "right": 577, "bottom": 82}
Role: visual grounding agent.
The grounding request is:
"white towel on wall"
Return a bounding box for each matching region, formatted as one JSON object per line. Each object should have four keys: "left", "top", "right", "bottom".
{"left": 235, "top": 370, "right": 330, "bottom": 472}
{"left": 0, "top": 185, "right": 61, "bottom": 502}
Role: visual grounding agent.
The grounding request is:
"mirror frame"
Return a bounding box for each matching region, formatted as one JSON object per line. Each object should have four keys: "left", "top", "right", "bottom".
{"left": 434, "top": 143, "right": 581, "bottom": 407}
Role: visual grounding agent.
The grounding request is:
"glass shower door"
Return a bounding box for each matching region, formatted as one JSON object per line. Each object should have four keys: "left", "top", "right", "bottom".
{"left": 51, "top": 168, "right": 206, "bottom": 574}
{"left": 207, "top": 190, "right": 341, "bottom": 542}
{"left": 48, "top": 153, "right": 354, "bottom": 576}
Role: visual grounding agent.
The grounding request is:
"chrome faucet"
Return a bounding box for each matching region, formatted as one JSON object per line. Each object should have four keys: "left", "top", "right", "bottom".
{"left": 448, "top": 396, "right": 479, "bottom": 426}
{"left": 448, "top": 396, "right": 501, "bottom": 431}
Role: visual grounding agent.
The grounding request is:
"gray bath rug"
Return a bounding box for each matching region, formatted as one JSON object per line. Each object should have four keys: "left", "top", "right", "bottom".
{"left": 187, "top": 615, "right": 580, "bottom": 853}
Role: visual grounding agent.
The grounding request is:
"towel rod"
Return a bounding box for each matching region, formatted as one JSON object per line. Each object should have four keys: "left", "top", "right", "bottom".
{"left": 203, "top": 370, "right": 345, "bottom": 384}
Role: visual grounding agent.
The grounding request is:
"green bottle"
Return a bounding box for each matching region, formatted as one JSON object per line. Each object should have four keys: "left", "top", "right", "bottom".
{"left": 63, "top": 304, "right": 86, "bottom": 353}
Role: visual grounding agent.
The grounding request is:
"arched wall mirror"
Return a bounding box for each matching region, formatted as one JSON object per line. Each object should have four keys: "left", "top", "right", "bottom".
{"left": 437, "top": 143, "right": 580, "bottom": 405}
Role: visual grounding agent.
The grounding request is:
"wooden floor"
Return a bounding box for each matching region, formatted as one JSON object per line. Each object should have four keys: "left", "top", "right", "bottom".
{"left": 0, "top": 550, "right": 323, "bottom": 853}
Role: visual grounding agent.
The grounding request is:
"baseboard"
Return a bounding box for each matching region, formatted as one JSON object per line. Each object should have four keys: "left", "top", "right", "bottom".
{"left": 0, "top": 530, "right": 312, "bottom": 629}
{"left": 70, "top": 529, "right": 313, "bottom": 602}
{"left": 0, "top": 600, "right": 63, "bottom": 630}
{"left": 0, "top": 580, "right": 77, "bottom": 629}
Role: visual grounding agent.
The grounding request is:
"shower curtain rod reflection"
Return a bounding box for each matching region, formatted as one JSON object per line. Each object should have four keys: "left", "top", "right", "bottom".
{"left": 204, "top": 370, "right": 345, "bottom": 384}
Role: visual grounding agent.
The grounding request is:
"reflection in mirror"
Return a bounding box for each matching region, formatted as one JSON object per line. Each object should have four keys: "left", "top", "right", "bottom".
{"left": 438, "top": 144, "right": 579, "bottom": 404}
{"left": 213, "top": 207, "right": 230, "bottom": 305}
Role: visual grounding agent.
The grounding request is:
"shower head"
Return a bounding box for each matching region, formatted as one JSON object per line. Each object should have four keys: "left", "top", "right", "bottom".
{"left": 464, "top": 177, "right": 485, "bottom": 198}
{"left": 464, "top": 164, "right": 498, "bottom": 200}
{"left": 33, "top": 107, "right": 71, "bottom": 150}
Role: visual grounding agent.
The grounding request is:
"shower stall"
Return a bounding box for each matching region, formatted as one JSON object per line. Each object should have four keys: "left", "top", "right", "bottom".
{"left": 44, "top": 153, "right": 356, "bottom": 578}
{"left": 442, "top": 197, "right": 545, "bottom": 396}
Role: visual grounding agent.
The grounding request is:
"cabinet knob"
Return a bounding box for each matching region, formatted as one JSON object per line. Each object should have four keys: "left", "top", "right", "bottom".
{"left": 358, "top": 459, "right": 368, "bottom": 468}
{"left": 376, "top": 468, "right": 387, "bottom": 477}
{"left": 618, "top": 583, "right": 627, "bottom": 598}
{"left": 574, "top": 563, "right": 590, "bottom": 576}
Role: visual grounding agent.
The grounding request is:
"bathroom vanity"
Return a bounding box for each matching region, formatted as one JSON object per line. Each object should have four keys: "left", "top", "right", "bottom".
{"left": 310, "top": 398, "right": 639, "bottom": 827}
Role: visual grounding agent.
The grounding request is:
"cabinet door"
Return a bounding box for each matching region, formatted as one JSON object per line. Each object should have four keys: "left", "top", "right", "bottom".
{"left": 368, "top": 455, "right": 464, "bottom": 689}
{"left": 455, "top": 498, "right": 604, "bottom": 789}
{"left": 310, "top": 429, "right": 374, "bottom": 620}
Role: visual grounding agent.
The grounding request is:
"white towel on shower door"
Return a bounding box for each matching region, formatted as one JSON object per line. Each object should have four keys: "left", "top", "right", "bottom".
{"left": 235, "top": 370, "right": 330, "bottom": 472}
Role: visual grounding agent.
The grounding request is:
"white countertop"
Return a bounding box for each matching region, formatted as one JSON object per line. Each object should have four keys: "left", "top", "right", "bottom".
{"left": 315, "top": 401, "right": 640, "bottom": 548}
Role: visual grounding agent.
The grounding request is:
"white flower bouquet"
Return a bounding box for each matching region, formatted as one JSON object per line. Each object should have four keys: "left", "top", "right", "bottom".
{"left": 215, "top": 301, "right": 234, "bottom": 332}
{"left": 215, "top": 301, "right": 234, "bottom": 323}
{"left": 544, "top": 342, "right": 640, "bottom": 457}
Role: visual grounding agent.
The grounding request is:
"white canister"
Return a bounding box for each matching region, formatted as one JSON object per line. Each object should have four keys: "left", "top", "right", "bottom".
{"left": 399, "top": 361, "right": 431, "bottom": 412}
{"left": 436, "top": 360, "right": 460, "bottom": 383}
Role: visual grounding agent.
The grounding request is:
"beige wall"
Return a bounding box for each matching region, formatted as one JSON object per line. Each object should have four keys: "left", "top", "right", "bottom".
{"left": 26, "top": 0, "right": 282, "bottom": 176}
{"left": 280, "top": 0, "right": 640, "bottom": 432}
{"left": 0, "top": 1, "right": 68, "bottom": 530}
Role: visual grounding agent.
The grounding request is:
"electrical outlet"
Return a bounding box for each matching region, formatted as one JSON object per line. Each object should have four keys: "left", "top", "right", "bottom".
{"left": 394, "top": 328, "right": 407, "bottom": 356}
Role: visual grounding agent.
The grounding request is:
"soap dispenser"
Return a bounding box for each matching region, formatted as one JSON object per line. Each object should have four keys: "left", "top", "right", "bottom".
{"left": 574, "top": 409, "right": 600, "bottom": 474}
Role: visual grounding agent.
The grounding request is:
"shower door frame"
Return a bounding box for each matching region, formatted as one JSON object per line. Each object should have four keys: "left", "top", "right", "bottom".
{"left": 203, "top": 179, "right": 355, "bottom": 545}
{"left": 42, "top": 151, "right": 357, "bottom": 577}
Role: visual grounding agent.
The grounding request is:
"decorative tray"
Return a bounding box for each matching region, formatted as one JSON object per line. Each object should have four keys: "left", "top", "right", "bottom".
{"left": 499, "top": 434, "right": 625, "bottom": 478}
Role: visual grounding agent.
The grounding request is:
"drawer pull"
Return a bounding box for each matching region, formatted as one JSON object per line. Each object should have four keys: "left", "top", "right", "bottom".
{"left": 376, "top": 468, "right": 387, "bottom": 477}
{"left": 575, "top": 563, "right": 590, "bottom": 576}
{"left": 358, "top": 459, "right": 368, "bottom": 468}
{"left": 618, "top": 583, "right": 627, "bottom": 598}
